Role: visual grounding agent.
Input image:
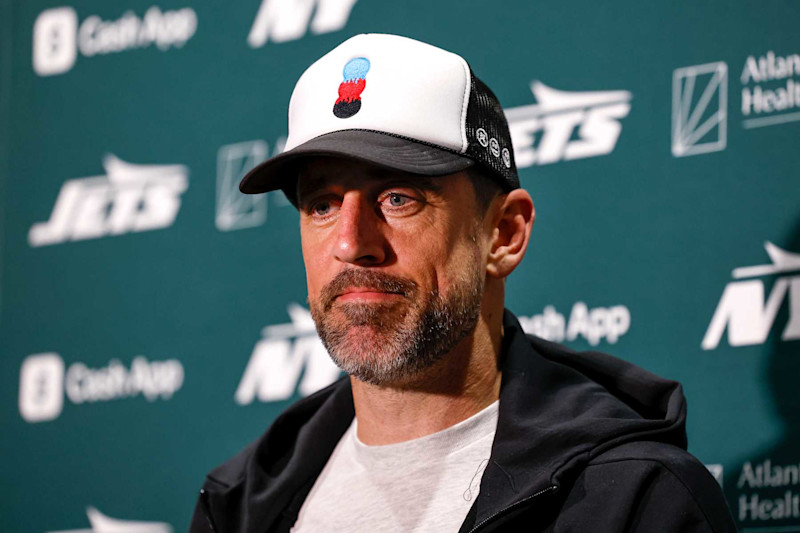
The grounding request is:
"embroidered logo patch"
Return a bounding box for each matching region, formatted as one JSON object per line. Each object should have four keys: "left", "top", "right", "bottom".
{"left": 333, "top": 57, "right": 370, "bottom": 119}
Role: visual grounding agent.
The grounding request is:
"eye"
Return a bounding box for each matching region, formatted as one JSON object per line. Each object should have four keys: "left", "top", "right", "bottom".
{"left": 387, "top": 193, "right": 408, "bottom": 207}
{"left": 313, "top": 200, "right": 332, "bottom": 215}
{"left": 305, "top": 197, "right": 341, "bottom": 220}
{"left": 377, "top": 190, "right": 423, "bottom": 215}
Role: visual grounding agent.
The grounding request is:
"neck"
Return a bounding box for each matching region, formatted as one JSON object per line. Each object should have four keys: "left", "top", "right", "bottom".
{"left": 351, "top": 300, "right": 504, "bottom": 446}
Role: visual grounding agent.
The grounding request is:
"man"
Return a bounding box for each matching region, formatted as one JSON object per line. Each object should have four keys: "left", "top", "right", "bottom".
{"left": 191, "top": 34, "right": 736, "bottom": 532}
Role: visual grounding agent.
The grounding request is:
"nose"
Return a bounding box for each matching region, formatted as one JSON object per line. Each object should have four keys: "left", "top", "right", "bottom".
{"left": 333, "top": 192, "right": 388, "bottom": 266}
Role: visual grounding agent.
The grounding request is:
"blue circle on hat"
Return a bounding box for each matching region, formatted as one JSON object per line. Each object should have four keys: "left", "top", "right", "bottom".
{"left": 343, "top": 57, "right": 370, "bottom": 81}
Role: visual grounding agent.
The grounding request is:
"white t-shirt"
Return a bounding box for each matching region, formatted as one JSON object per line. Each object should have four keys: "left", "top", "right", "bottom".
{"left": 291, "top": 401, "right": 499, "bottom": 533}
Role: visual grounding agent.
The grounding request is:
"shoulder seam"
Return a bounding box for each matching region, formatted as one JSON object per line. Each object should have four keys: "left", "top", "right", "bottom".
{"left": 585, "top": 456, "right": 720, "bottom": 533}
{"left": 205, "top": 474, "right": 232, "bottom": 489}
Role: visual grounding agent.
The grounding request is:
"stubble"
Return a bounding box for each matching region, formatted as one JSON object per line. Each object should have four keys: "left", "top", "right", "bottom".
{"left": 309, "top": 253, "right": 485, "bottom": 386}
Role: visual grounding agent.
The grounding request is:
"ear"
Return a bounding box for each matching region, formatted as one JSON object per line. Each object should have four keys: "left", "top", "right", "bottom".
{"left": 486, "top": 189, "right": 535, "bottom": 279}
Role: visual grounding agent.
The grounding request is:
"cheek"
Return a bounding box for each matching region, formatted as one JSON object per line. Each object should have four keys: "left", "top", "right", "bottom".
{"left": 442, "top": 242, "right": 484, "bottom": 290}
{"left": 439, "top": 221, "right": 487, "bottom": 286}
{"left": 394, "top": 222, "right": 479, "bottom": 292}
{"left": 301, "top": 237, "right": 328, "bottom": 298}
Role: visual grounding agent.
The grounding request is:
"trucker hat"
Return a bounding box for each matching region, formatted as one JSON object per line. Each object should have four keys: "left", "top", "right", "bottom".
{"left": 239, "top": 33, "right": 519, "bottom": 196}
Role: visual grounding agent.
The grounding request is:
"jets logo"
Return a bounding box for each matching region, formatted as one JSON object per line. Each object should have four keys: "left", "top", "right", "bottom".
{"left": 49, "top": 506, "right": 172, "bottom": 533}
{"left": 248, "top": 0, "right": 359, "bottom": 48}
{"left": 702, "top": 242, "right": 800, "bottom": 350}
{"left": 236, "top": 304, "right": 342, "bottom": 404}
{"left": 29, "top": 155, "right": 189, "bottom": 247}
{"left": 505, "top": 81, "right": 632, "bottom": 168}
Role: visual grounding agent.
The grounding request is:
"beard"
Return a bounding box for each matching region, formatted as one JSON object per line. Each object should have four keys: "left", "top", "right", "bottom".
{"left": 309, "top": 252, "right": 485, "bottom": 386}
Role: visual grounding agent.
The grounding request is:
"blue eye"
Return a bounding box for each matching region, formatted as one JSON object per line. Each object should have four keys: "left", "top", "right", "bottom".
{"left": 388, "top": 193, "right": 407, "bottom": 206}
{"left": 377, "top": 190, "right": 424, "bottom": 215}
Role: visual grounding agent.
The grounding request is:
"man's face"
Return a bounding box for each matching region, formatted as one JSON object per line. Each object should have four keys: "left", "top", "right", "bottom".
{"left": 298, "top": 157, "right": 489, "bottom": 386}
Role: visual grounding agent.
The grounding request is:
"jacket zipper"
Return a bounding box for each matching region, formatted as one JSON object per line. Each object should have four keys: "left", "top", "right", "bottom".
{"left": 467, "top": 485, "right": 558, "bottom": 533}
{"left": 200, "top": 489, "right": 218, "bottom": 533}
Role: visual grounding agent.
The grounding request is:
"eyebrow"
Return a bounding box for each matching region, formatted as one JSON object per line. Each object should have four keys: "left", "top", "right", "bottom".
{"left": 385, "top": 175, "right": 444, "bottom": 194}
{"left": 297, "top": 171, "right": 445, "bottom": 201}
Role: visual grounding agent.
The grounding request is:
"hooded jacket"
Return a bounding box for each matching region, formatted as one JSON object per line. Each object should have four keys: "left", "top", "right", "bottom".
{"left": 190, "top": 310, "right": 736, "bottom": 532}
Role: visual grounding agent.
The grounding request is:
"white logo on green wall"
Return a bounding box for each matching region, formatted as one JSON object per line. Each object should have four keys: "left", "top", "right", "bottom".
{"left": 671, "top": 62, "right": 728, "bottom": 157}
{"left": 216, "top": 138, "right": 287, "bottom": 231}
{"left": 48, "top": 506, "right": 172, "bottom": 533}
{"left": 28, "top": 155, "right": 189, "bottom": 247}
{"left": 702, "top": 242, "right": 800, "bottom": 350}
{"left": 248, "top": 0, "right": 359, "bottom": 48}
{"left": 235, "top": 303, "right": 342, "bottom": 405}
{"left": 18, "top": 353, "right": 64, "bottom": 423}
{"left": 741, "top": 50, "right": 800, "bottom": 129}
{"left": 737, "top": 459, "right": 800, "bottom": 522}
{"left": 672, "top": 53, "right": 800, "bottom": 156}
{"left": 19, "top": 353, "right": 184, "bottom": 423}
{"left": 706, "top": 464, "right": 724, "bottom": 485}
{"left": 505, "top": 82, "right": 632, "bottom": 168}
{"left": 33, "top": 5, "right": 197, "bottom": 76}
{"left": 517, "top": 302, "right": 631, "bottom": 346}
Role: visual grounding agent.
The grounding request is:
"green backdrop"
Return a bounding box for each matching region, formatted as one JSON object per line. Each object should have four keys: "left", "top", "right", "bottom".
{"left": 1, "top": 1, "right": 798, "bottom": 531}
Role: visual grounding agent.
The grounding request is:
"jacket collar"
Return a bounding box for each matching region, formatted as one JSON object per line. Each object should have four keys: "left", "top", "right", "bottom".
{"left": 468, "top": 309, "right": 686, "bottom": 527}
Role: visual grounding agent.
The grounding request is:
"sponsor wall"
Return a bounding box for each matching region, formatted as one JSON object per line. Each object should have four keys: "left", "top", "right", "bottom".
{"left": 1, "top": 0, "right": 798, "bottom": 530}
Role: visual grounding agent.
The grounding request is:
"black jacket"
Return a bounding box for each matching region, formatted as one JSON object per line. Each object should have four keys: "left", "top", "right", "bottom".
{"left": 191, "top": 310, "right": 736, "bottom": 532}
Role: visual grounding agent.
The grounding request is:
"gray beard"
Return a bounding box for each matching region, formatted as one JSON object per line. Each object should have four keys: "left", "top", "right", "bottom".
{"left": 309, "top": 258, "right": 485, "bottom": 386}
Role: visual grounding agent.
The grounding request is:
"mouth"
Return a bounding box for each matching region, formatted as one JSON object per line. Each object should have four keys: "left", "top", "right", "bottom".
{"left": 319, "top": 270, "right": 417, "bottom": 312}
{"left": 336, "top": 288, "right": 404, "bottom": 303}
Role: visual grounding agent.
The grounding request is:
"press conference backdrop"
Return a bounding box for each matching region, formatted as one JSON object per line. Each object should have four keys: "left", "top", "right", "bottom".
{"left": 1, "top": 0, "right": 798, "bottom": 530}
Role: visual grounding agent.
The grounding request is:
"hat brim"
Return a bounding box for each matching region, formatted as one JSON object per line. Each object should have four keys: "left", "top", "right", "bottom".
{"left": 239, "top": 130, "right": 474, "bottom": 195}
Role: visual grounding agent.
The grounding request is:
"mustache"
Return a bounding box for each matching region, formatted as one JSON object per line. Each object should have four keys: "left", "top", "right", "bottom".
{"left": 319, "top": 269, "right": 418, "bottom": 311}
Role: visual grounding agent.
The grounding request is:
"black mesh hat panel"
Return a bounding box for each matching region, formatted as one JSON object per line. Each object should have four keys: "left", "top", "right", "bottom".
{"left": 464, "top": 71, "right": 520, "bottom": 190}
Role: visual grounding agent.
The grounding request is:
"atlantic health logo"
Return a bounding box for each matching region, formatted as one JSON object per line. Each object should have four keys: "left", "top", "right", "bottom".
{"left": 737, "top": 458, "right": 800, "bottom": 523}
{"left": 33, "top": 5, "right": 197, "bottom": 76}
{"left": 248, "top": 0, "right": 358, "bottom": 48}
{"left": 29, "top": 155, "right": 189, "bottom": 247}
{"left": 505, "top": 81, "right": 632, "bottom": 168}
{"left": 702, "top": 242, "right": 800, "bottom": 350}
{"left": 48, "top": 506, "right": 172, "bottom": 533}
{"left": 740, "top": 50, "right": 800, "bottom": 128}
{"left": 236, "top": 304, "right": 342, "bottom": 405}
{"left": 19, "top": 353, "right": 184, "bottom": 423}
{"left": 672, "top": 51, "right": 800, "bottom": 157}
{"left": 671, "top": 62, "right": 728, "bottom": 157}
